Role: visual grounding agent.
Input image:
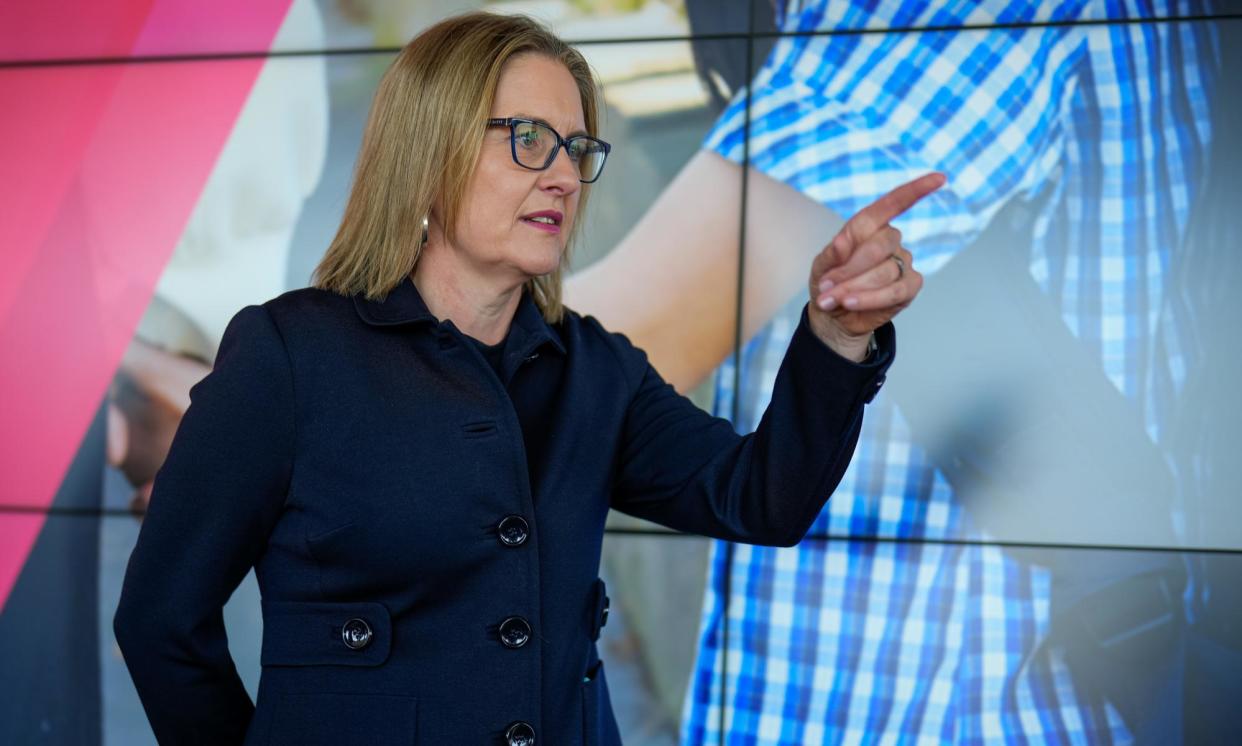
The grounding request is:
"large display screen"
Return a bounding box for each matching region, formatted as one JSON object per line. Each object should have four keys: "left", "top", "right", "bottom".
{"left": 2, "top": 1, "right": 1238, "bottom": 743}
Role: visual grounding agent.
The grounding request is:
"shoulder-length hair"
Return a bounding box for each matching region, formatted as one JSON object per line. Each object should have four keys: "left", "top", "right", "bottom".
{"left": 312, "top": 12, "right": 599, "bottom": 323}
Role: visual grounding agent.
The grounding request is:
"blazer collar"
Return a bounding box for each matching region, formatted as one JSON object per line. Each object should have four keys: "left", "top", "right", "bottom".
{"left": 353, "top": 274, "right": 566, "bottom": 356}
{"left": 352, "top": 274, "right": 436, "bottom": 327}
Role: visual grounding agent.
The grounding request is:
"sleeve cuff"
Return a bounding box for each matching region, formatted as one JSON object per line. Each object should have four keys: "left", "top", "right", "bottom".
{"left": 791, "top": 304, "right": 896, "bottom": 404}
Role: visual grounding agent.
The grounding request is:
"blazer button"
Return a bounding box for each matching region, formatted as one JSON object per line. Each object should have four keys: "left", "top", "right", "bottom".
{"left": 498, "top": 616, "right": 532, "bottom": 649}
{"left": 497, "top": 515, "right": 530, "bottom": 547}
{"left": 341, "top": 618, "right": 373, "bottom": 650}
{"left": 505, "top": 721, "right": 535, "bottom": 746}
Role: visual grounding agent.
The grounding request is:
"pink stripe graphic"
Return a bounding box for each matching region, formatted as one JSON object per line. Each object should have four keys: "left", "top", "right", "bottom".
{"left": 0, "top": 0, "right": 300, "bottom": 63}
{"left": 0, "top": 1, "right": 156, "bottom": 63}
{"left": 0, "top": 0, "right": 295, "bottom": 613}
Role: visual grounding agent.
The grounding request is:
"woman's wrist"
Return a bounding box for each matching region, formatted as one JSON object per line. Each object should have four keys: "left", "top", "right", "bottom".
{"left": 806, "top": 307, "right": 874, "bottom": 362}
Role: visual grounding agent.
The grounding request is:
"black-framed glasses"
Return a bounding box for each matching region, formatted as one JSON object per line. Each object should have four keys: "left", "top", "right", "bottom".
{"left": 486, "top": 117, "right": 611, "bottom": 184}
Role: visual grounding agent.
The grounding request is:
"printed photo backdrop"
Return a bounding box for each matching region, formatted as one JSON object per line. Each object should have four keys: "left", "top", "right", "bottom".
{"left": 2, "top": 1, "right": 1239, "bottom": 743}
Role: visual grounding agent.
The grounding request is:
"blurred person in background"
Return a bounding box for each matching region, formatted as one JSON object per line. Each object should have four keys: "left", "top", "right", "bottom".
{"left": 568, "top": 0, "right": 1241, "bottom": 742}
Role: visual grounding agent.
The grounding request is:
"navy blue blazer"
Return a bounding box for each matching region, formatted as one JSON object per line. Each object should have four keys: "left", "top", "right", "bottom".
{"left": 114, "top": 275, "right": 892, "bottom": 745}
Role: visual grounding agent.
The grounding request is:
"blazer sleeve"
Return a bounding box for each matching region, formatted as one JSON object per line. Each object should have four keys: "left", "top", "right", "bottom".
{"left": 609, "top": 305, "right": 893, "bottom": 547}
{"left": 113, "top": 304, "right": 295, "bottom": 745}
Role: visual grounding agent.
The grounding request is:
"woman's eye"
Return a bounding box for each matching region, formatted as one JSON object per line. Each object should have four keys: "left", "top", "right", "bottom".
{"left": 568, "top": 139, "right": 601, "bottom": 161}
{"left": 516, "top": 128, "right": 541, "bottom": 149}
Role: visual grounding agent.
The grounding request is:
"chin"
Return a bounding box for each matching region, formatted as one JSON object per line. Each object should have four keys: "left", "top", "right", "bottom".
{"left": 523, "top": 263, "right": 563, "bottom": 281}
{"left": 514, "top": 246, "right": 565, "bottom": 278}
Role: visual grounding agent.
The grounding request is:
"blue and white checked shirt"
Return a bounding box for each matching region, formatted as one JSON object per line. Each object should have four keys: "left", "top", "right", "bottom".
{"left": 680, "top": 1, "right": 1218, "bottom": 743}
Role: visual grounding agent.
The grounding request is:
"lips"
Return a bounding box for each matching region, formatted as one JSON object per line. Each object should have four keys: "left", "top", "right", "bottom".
{"left": 519, "top": 209, "right": 563, "bottom": 233}
{"left": 519, "top": 208, "right": 563, "bottom": 222}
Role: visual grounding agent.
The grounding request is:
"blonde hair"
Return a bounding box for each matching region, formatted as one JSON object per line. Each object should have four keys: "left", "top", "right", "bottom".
{"left": 312, "top": 12, "right": 599, "bottom": 322}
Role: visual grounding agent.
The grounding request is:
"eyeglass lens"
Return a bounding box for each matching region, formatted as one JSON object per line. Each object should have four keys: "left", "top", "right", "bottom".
{"left": 512, "top": 121, "right": 607, "bottom": 182}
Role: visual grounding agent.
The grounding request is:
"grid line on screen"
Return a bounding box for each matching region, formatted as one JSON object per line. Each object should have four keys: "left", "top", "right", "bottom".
{"left": 9, "top": 502, "right": 1242, "bottom": 558}
{"left": 4, "top": 11, "right": 1240, "bottom": 70}
{"left": 4, "top": 505, "right": 1241, "bottom": 557}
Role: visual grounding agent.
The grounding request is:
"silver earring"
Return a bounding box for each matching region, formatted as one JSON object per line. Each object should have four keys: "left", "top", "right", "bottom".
{"left": 419, "top": 215, "right": 429, "bottom": 249}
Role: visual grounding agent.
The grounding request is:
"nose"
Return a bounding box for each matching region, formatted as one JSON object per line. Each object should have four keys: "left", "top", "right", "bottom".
{"left": 538, "top": 143, "right": 581, "bottom": 195}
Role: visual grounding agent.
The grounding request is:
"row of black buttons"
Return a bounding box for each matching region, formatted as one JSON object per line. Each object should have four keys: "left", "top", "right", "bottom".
{"left": 498, "top": 515, "right": 535, "bottom": 742}
{"left": 339, "top": 616, "right": 535, "bottom": 653}
{"left": 496, "top": 517, "right": 532, "bottom": 644}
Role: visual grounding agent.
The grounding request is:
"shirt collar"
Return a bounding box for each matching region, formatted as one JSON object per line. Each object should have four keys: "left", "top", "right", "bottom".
{"left": 352, "top": 274, "right": 566, "bottom": 357}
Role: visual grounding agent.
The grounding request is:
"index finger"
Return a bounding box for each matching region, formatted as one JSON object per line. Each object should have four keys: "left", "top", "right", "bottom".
{"left": 845, "top": 172, "right": 946, "bottom": 242}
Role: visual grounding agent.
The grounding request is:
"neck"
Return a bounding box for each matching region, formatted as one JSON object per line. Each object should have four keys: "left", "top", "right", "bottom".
{"left": 411, "top": 246, "right": 524, "bottom": 346}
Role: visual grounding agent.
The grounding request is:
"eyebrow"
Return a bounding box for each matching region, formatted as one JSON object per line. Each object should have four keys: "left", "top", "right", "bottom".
{"left": 510, "top": 112, "right": 589, "bottom": 139}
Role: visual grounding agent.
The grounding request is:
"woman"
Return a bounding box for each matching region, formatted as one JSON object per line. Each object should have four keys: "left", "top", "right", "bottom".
{"left": 113, "top": 11, "right": 937, "bottom": 745}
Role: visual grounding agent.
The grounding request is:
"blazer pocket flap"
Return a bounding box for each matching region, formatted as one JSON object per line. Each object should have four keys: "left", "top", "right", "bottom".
{"left": 261, "top": 600, "right": 392, "bottom": 667}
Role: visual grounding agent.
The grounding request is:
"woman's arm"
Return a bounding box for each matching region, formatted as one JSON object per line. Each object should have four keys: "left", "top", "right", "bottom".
{"left": 604, "top": 309, "right": 892, "bottom": 546}
{"left": 113, "top": 305, "right": 295, "bottom": 744}
{"left": 596, "top": 174, "right": 939, "bottom": 543}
